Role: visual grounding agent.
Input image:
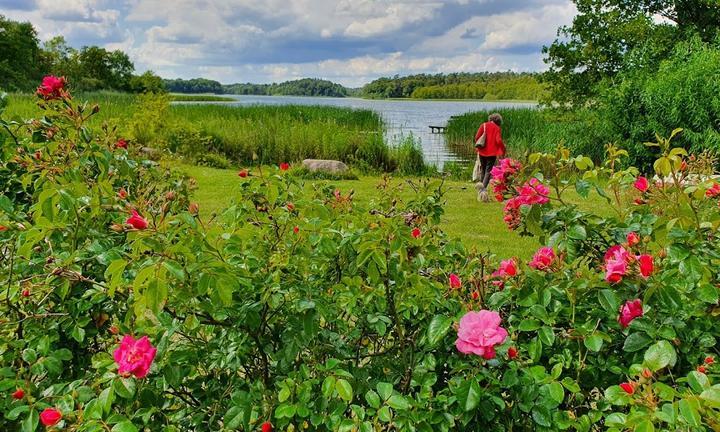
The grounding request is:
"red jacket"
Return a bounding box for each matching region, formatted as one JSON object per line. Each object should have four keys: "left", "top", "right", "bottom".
{"left": 474, "top": 121, "right": 505, "bottom": 157}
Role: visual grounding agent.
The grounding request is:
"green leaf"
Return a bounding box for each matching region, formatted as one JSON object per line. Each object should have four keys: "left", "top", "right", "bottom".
{"left": 623, "top": 333, "right": 652, "bottom": 352}
{"left": 365, "top": 390, "right": 381, "bottom": 409}
{"left": 687, "top": 371, "right": 710, "bottom": 393}
{"left": 634, "top": 420, "right": 655, "bottom": 432}
{"left": 112, "top": 421, "right": 139, "bottom": 432}
{"left": 5, "top": 405, "right": 30, "bottom": 421}
{"left": 336, "top": 379, "right": 353, "bottom": 402}
{"left": 457, "top": 378, "right": 481, "bottom": 412}
{"left": 567, "top": 225, "right": 587, "bottom": 240}
{"left": 532, "top": 406, "right": 552, "bottom": 427}
{"left": 278, "top": 386, "right": 291, "bottom": 403}
{"left": 322, "top": 376, "right": 336, "bottom": 399}
{"left": 376, "top": 382, "right": 393, "bottom": 401}
{"left": 426, "top": 315, "right": 452, "bottom": 348}
{"left": 700, "top": 388, "right": 720, "bottom": 408}
{"left": 584, "top": 334, "right": 604, "bottom": 352}
{"left": 538, "top": 327, "right": 555, "bottom": 346}
{"left": 112, "top": 378, "right": 136, "bottom": 399}
{"left": 21, "top": 409, "right": 38, "bottom": 432}
{"left": 547, "top": 382, "right": 564, "bottom": 404}
{"left": 162, "top": 261, "right": 186, "bottom": 281}
{"left": 644, "top": 340, "right": 676, "bottom": 372}
{"left": 274, "top": 404, "right": 296, "bottom": 419}
{"left": 387, "top": 395, "right": 410, "bottom": 411}
{"left": 518, "top": 319, "right": 541, "bottom": 331}
{"left": 604, "top": 386, "right": 631, "bottom": 406}
{"left": 678, "top": 399, "right": 701, "bottom": 426}
{"left": 377, "top": 406, "right": 392, "bottom": 423}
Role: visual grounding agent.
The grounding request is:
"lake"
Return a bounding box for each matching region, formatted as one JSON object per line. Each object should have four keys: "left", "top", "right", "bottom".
{"left": 197, "top": 95, "right": 535, "bottom": 168}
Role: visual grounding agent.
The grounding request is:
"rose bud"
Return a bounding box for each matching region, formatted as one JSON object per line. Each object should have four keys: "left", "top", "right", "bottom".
{"left": 12, "top": 388, "right": 25, "bottom": 399}
{"left": 261, "top": 421, "right": 273, "bottom": 432}
{"left": 619, "top": 382, "right": 635, "bottom": 395}
{"left": 641, "top": 368, "right": 653, "bottom": 379}
{"left": 507, "top": 347, "right": 518, "bottom": 359}
{"left": 189, "top": 203, "right": 199, "bottom": 215}
{"left": 165, "top": 191, "right": 176, "bottom": 201}
{"left": 698, "top": 366, "right": 707, "bottom": 374}
{"left": 109, "top": 326, "right": 119, "bottom": 335}
{"left": 705, "top": 356, "right": 715, "bottom": 365}
{"left": 21, "top": 289, "right": 30, "bottom": 297}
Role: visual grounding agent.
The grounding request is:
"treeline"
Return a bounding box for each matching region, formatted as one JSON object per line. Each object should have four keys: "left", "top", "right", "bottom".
{"left": 0, "top": 15, "right": 163, "bottom": 93}
{"left": 164, "top": 78, "right": 351, "bottom": 97}
{"left": 361, "top": 72, "right": 546, "bottom": 100}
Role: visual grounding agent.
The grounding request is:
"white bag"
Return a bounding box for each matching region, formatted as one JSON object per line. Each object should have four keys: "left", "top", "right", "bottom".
{"left": 472, "top": 154, "right": 482, "bottom": 182}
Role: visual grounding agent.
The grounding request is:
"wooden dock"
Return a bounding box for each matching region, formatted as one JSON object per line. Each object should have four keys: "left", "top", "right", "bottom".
{"left": 429, "top": 125, "right": 446, "bottom": 134}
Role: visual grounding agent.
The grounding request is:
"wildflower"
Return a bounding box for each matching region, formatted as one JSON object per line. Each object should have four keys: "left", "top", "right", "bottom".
{"left": 449, "top": 273, "right": 462, "bottom": 289}
{"left": 529, "top": 247, "right": 556, "bottom": 271}
{"left": 126, "top": 210, "right": 148, "bottom": 230}
{"left": 36, "top": 76, "right": 66, "bottom": 100}
{"left": 455, "top": 310, "right": 508, "bottom": 359}
{"left": 626, "top": 232, "right": 640, "bottom": 246}
{"left": 619, "top": 382, "right": 635, "bottom": 395}
{"left": 634, "top": 176, "right": 649, "bottom": 193}
{"left": 493, "top": 259, "right": 518, "bottom": 278}
{"left": 637, "top": 254, "right": 654, "bottom": 279}
{"left": 618, "top": 299, "right": 643, "bottom": 329}
{"left": 39, "top": 408, "right": 62, "bottom": 427}
{"left": 113, "top": 335, "right": 157, "bottom": 379}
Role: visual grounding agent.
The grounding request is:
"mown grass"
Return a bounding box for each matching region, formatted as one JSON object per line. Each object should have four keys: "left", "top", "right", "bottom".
{"left": 446, "top": 108, "right": 609, "bottom": 162}
{"left": 177, "top": 163, "right": 556, "bottom": 259}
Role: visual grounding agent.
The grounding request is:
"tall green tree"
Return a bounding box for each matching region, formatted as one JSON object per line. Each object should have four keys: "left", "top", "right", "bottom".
{"left": 542, "top": 0, "right": 719, "bottom": 106}
{"left": 0, "top": 15, "right": 45, "bottom": 91}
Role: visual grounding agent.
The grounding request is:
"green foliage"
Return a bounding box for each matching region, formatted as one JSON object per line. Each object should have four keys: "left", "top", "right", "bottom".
{"left": 163, "top": 77, "right": 224, "bottom": 94}
{"left": 599, "top": 38, "right": 720, "bottom": 169}
{"left": 225, "top": 78, "right": 350, "bottom": 98}
{"left": 362, "top": 72, "right": 546, "bottom": 101}
{"left": 0, "top": 15, "right": 46, "bottom": 92}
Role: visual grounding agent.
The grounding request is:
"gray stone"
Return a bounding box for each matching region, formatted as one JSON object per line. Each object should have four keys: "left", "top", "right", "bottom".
{"left": 302, "top": 159, "right": 349, "bottom": 173}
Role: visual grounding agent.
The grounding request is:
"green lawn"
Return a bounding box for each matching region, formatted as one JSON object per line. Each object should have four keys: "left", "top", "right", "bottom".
{"left": 176, "top": 164, "right": 543, "bottom": 259}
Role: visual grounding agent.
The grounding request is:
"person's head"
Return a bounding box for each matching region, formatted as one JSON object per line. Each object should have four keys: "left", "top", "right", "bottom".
{"left": 488, "top": 113, "right": 503, "bottom": 125}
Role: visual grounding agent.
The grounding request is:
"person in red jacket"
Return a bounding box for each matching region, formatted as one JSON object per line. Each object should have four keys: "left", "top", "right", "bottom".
{"left": 474, "top": 113, "right": 505, "bottom": 202}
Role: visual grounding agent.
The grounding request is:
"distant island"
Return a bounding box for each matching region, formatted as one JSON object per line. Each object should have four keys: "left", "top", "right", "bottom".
{"left": 163, "top": 72, "right": 546, "bottom": 101}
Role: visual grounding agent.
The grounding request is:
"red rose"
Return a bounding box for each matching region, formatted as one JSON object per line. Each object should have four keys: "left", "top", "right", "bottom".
{"left": 11, "top": 388, "right": 24, "bottom": 399}
{"left": 116, "top": 139, "right": 128, "bottom": 149}
{"left": 261, "top": 421, "right": 273, "bottom": 432}
{"left": 279, "top": 163, "right": 290, "bottom": 171}
{"left": 619, "top": 382, "right": 635, "bottom": 395}
{"left": 507, "top": 347, "right": 518, "bottom": 359}
{"left": 238, "top": 169, "right": 248, "bottom": 178}
{"left": 40, "top": 408, "right": 62, "bottom": 426}
{"left": 411, "top": 228, "right": 421, "bottom": 239}
{"left": 448, "top": 273, "right": 461, "bottom": 289}
{"left": 634, "top": 176, "right": 649, "bottom": 193}
{"left": 293, "top": 226, "right": 299, "bottom": 234}
{"left": 125, "top": 210, "right": 148, "bottom": 230}
{"left": 36, "top": 76, "right": 67, "bottom": 100}
{"left": 637, "top": 254, "right": 654, "bottom": 279}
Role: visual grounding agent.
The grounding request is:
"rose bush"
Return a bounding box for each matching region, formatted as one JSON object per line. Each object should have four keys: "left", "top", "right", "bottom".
{"left": 2, "top": 80, "right": 720, "bottom": 431}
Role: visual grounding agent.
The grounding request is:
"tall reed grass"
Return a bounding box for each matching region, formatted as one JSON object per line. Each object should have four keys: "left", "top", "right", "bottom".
{"left": 446, "top": 108, "right": 609, "bottom": 162}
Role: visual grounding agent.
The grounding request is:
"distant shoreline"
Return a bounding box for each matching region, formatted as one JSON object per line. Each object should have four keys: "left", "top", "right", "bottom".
{"left": 171, "top": 93, "right": 538, "bottom": 104}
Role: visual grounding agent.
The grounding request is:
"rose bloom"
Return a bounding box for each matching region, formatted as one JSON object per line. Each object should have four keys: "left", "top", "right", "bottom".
{"left": 706, "top": 183, "right": 720, "bottom": 198}
{"left": 619, "top": 382, "right": 635, "bottom": 395}
{"left": 634, "top": 176, "right": 649, "bottom": 193}
{"left": 39, "top": 408, "right": 62, "bottom": 427}
{"left": 618, "top": 299, "right": 643, "bottom": 328}
{"left": 529, "top": 247, "right": 556, "bottom": 271}
{"left": 626, "top": 232, "right": 640, "bottom": 246}
{"left": 492, "top": 259, "right": 518, "bottom": 278}
{"left": 455, "top": 310, "right": 508, "bottom": 359}
{"left": 113, "top": 335, "right": 157, "bottom": 378}
{"left": 637, "top": 254, "right": 654, "bottom": 278}
{"left": 262, "top": 421, "right": 273, "bottom": 432}
{"left": 36, "top": 76, "right": 66, "bottom": 100}
{"left": 448, "top": 273, "right": 462, "bottom": 289}
{"left": 116, "top": 138, "right": 128, "bottom": 149}
{"left": 604, "top": 245, "right": 632, "bottom": 284}
{"left": 126, "top": 210, "right": 148, "bottom": 230}
{"left": 279, "top": 162, "right": 290, "bottom": 171}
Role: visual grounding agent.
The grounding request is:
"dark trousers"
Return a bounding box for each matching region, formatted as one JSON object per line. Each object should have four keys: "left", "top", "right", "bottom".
{"left": 479, "top": 156, "right": 496, "bottom": 189}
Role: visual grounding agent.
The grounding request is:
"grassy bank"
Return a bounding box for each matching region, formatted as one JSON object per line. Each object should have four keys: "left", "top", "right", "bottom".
{"left": 446, "top": 108, "right": 608, "bottom": 161}
{"left": 4, "top": 93, "right": 428, "bottom": 174}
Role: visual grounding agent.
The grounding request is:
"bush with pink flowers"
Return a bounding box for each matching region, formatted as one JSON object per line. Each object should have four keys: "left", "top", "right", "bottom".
{"left": 2, "top": 80, "right": 720, "bottom": 431}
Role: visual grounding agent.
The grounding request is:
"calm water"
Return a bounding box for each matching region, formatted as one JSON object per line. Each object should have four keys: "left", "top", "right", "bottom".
{"left": 198, "top": 95, "right": 535, "bottom": 168}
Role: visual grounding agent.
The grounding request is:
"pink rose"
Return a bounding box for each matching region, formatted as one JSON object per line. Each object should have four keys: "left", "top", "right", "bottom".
{"left": 634, "top": 176, "right": 649, "bottom": 193}
{"left": 529, "top": 247, "right": 556, "bottom": 271}
{"left": 626, "top": 232, "right": 640, "bottom": 246}
{"left": 455, "top": 310, "right": 508, "bottom": 359}
{"left": 618, "top": 299, "right": 643, "bottom": 328}
{"left": 126, "top": 210, "right": 148, "bottom": 230}
{"left": 36, "top": 76, "right": 67, "bottom": 100}
{"left": 707, "top": 183, "right": 720, "bottom": 198}
{"left": 638, "top": 254, "right": 654, "bottom": 278}
{"left": 516, "top": 178, "right": 550, "bottom": 205}
{"left": 493, "top": 259, "right": 518, "bottom": 278}
{"left": 113, "top": 335, "right": 157, "bottom": 378}
{"left": 604, "top": 245, "right": 632, "bottom": 284}
{"left": 449, "top": 273, "right": 461, "bottom": 289}
{"left": 40, "top": 408, "right": 62, "bottom": 427}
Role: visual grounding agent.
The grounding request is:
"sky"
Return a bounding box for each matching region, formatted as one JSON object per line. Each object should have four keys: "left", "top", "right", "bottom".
{"left": 1, "top": 0, "right": 577, "bottom": 87}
